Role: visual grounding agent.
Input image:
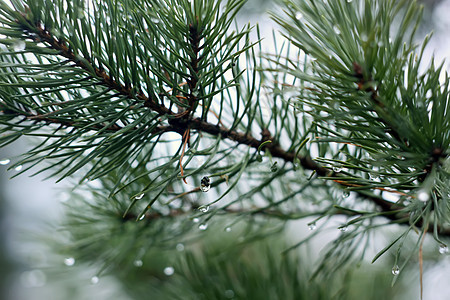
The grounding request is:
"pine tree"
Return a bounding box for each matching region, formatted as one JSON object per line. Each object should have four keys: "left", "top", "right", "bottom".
{"left": 0, "top": 0, "right": 448, "bottom": 299}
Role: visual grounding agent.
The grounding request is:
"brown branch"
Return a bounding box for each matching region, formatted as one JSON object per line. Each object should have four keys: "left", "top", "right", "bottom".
{"left": 9, "top": 16, "right": 435, "bottom": 233}
{"left": 24, "top": 21, "right": 173, "bottom": 117}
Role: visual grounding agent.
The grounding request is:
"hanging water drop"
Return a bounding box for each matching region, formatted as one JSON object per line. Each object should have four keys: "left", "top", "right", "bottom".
{"left": 90, "top": 276, "right": 99, "bottom": 284}
{"left": 391, "top": 265, "right": 400, "bottom": 276}
{"left": 295, "top": 12, "right": 303, "bottom": 20}
{"left": 15, "top": 165, "right": 23, "bottom": 171}
{"left": 308, "top": 223, "right": 316, "bottom": 231}
{"left": 136, "top": 193, "right": 145, "bottom": 200}
{"left": 199, "top": 223, "right": 208, "bottom": 231}
{"left": 342, "top": 190, "right": 350, "bottom": 198}
{"left": 333, "top": 26, "right": 341, "bottom": 35}
{"left": 163, "top": 266, "right": 174, "bottom": 276}
{"left": 134, "top": 260, "right": 143, "bottom": 267}
{"left": 138, "top": 214, "right": 145, "bottom": 221}
{"left": 0, "top": 159, "right": 10, "bottom": 165}
{"left": 200, "top": 176, "right": 211, "bottom": 192}
{"left": 225, "top": 289, "right": 235, "bottom": 298}
{"left": 439, "top": 244, "right": 449, "bottom": 254}
{"left": 225, "top": 227, "right": 232, "bottom": 232}
{"left": 198, "top": 206, "right": 209, "bottom": 213}
{"left": 176, "top": 243, "right": 185, "bottom": 252}
{"left": 192, "top": 217, "right": 200, "bottom": 223}
{"left": 417, "top": 190, "right": 429, "bottom": 202}
{"left": 339, "top": 225, "right": 348, "bottom": 232}
{"left": 347, "top": 0, "right": 352, "bottom": 2}
{"left": 369, "top": 173, "right": 379, "bottom": 180}
{"left": 332, "top": 165, "right": 342, "bottom": 172}
{"left": 64, "top": 257, "right": 75, "bottom": 266}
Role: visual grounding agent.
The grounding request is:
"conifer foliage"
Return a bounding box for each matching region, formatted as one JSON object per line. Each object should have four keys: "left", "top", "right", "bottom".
{"left": 0, "top": 0, "right": 448, "bottom": 298}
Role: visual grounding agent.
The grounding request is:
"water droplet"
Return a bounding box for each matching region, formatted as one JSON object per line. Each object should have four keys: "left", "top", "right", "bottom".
{"left": 134, "top": 260, "right": 143, "bottom": 267}
{"left": 346, "top": 0, "right": 352, "bottom": 2}
{"left": 417, "top": 190, "right": 429, "bottom": 202}
{"left": 136, "top": 193, "right": 145, "bottom": 200}
{"left": 198, "top": 206, "right": 209, "bottom": 213}
{"left": 339, "top": 226, "right": 348, "bottom": 232}
{"left": 13, "top": 40, "right": 25, "bottom": 51}
{"left": 64, "top": 257, "right": 75, "bottom": 266}
{"left": 342, "top": 190, "right": 350, "bottom": 198}
{"left": 199, "top": 223, "right": 208, "bottom": 231}
{"left": 163, "top": 266, "right": 174, "bottom": 276}
{"left": 193, "top": 217, "right": 200, "bottom": 223}
{"left": 176, "top": 243, "right": 185, "bottom": 252}
{"left": 369, "top": 173, "right": 379, "bottom": 180}
{"left": 270, "top": 162, "right": 278, "bottom": 172}
{"left": 0, "top": 159, "right": 10, "bottom": 165}
{"left": 225, "top": 289, "right": 235, "bottom": 298}
{"left": 200, "top": 176, "right": 211, "bottom": 192}
{"left": 439, "top": 244, "right": 449, "bottom": 254}
{"left": 295, "top": 12, "right": 303, "bottom": 20}
{"left": 333, "top": 26, "right": 341, "bottom": 35}
{"left": 332, "top": 166, "right": 342, "bottom": 172}
{"left": 15, "top": 165, "right": 23, "bottom": 171}
{"left": 20, "top": 270, "right": 46, "bottom": 288}
{"left": 90, "top": 276, "right": 99, "bottom": 284}
{"left": 391, "top": 265, "right": 400, "bottom": 276}
{"left": 308, "top": 223, "right": 316, "bottom": 231}
{"left": 77, "top": 7, "right": 85, "bottom": 19}
{"left": 225, "top": 227, "right": 232, "bottom": 232}
{"left": 139, "top": 214, "right": 145, "bottom": 221}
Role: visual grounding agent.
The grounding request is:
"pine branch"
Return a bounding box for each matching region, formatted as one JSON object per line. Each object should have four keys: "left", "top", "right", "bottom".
{"left": 1, "top": 2, "right": 440, "bottom": 233}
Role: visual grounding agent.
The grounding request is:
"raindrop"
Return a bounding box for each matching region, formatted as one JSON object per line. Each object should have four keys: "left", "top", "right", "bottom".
{"left": 192, "top": 217, "right": 200, "bottom": 223}
{"left": 369, "top": 173, "right": 379, "bottom": 180}
{"left": 134, "top": 260, "right": 143, "bottom": 267}
{"left": 439, "top": 244, "right": 449, "bottom": 254}
{"left": 64, "top": 257, "right": 75, "bottom": 266}
{"left": 199, "top": 223, "right": 208, "bottom": 231}
{"left": 0, "top": 159, "right": 10, "bottom": 165}
{"left": 198, "top": 206, "right": 209, "bottom": 213}
{"left": 200, "top": 176, "right": 211, "bottom": 192}
{"left": 225, "top": 289, "right": 235, "bottom": 298}
{"left": 20, "top": 270, "right": 46, "bottom": 288}
{"left": 139, "top": 214, "right": 145, "bottom": 221}
{"left": 332, "top": 166, "right": 342, "bottom": 172}
{"left": 347, "top": 0, "right": 352, "bottom": 2}
{"left": 163, "top": 266, "right": 174, "bottom": 276}
{"left": 90, "top": 276, "right": 99, "bottom": 284}
{"left": 417, "top": 190, "right": 429, "bottom": 202}
{"left": 13, "top": 40, "right": 25, "bottom": 51}
{"left": 176, "top": 243, "right": 185, "bottom": 252}
{"left": 333, "top": 26, "right": 341, "bottom": 35}
{"left": 136, "top": 193, "right": 145, "bottom": 200}
{"left": 308, "top": 223, "right": 316, "bottom": 231}
{"left": 342, "top": 190, "right": 350, "bottom": 198}
{"left": 361, "top": 33, "right": 368, "bottom": 42}
{"left": 391, "top": 265, "right": 400, "bottom": 276}
{"left": 77, "top": 7, "right": 85, "bottom": 19}
{"left": 225, "top": 227, "right": 232, "bottom": 232}
{"left": 339, "top": 226, "right": 348, "bottom": 232}
{"left": 15, "top": 165, "right": 23, "bottom": 171}
{"left": 295, "top": 12, "right": 303, "bottom": 20}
